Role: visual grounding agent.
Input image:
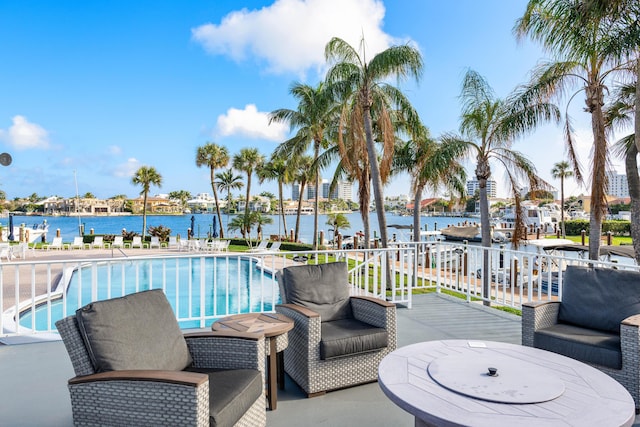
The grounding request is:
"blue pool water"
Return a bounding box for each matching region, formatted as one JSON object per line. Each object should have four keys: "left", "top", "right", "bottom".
{"left": 19, "top": 257, "right": 279, "bottom": 331}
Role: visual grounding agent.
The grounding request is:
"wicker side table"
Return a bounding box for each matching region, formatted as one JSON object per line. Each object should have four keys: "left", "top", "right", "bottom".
{"left": 212, "top": 312, "right": 293, "bottom": 410}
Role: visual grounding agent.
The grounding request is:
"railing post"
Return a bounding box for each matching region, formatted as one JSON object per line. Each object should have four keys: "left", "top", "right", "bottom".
{"left": 581, "top": 230, "right": 586, "bottom": 245}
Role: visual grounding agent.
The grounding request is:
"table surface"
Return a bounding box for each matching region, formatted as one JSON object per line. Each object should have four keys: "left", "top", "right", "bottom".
{"left": 378, "top": 340, "right": 635, "bottom": 427}
{"left": 212, "top": 312, "right": 293, "bottom": 337}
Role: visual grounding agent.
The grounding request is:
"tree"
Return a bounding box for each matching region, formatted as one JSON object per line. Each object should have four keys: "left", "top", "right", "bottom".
{"left": 168, "top": 190, "right": 192, "bottom": 211}
{"left": 257, "top": 158, "right": 290, "bottom": 239}
{"left": 83, "top": 192, "right": 95, "bottom": 199}
{"left": 551, "top": 161, "right": 573, "bottom": 237}
{"left": 215, "top": 168, "right": 244, "bottom": 234}
{"left": 443, "top": 69, "right": 559, "bottom": 304}
{"left": 326, "top": 212, "right": 350, "bottom": 246}
{"left": 232, "top": 148, "right": 264, "bottom": 237}
{"left": 270, "top": 82, "right": 338, "bottom": 251}
{"left": 515, "top": 0, "right": 636, "bottom": 259}
{"left": 131, "top": 166, "right": 162, "bottom": 239}
{"left": 325, "top": 36, "right": 423, "bottom": 249}
{"left": 196, "top": 142, "right": 229, "bottom": 238}
{"left": 290, "top": 156, "right": 314, "bottom": 242}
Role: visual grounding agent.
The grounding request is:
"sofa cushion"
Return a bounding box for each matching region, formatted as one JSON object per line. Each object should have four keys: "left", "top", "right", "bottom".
{"left": 535, "top": 323, "right": 622, "bottom": 369}
{"left": 75, "top": 289, "right": 192, "bottom": 372}
{"left": 558, "top": 266, "right": 640, "bottom": 334}
{"left": 186, "top": 367, "right": 262, "bottom": 427}
{"left": 320, "top": 318, "right": 388, "bottom": 360}
{"left": 281, "top": 262, "right": 352, "bottom": 322}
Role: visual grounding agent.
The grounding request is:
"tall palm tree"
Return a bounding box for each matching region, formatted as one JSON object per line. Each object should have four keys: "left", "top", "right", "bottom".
{"left": 443, "top": 69, "right": 559, "bottom": 304}
{"left": 232, "top": 148, "right": 265, "bottom": 237}
{"left": 257, "top": 158, "right": 290, "bottom": 239}
{"left": 551, "top": 161, "right": 573, "bottom": 238}
{"left": 196, "top": 142, "right": 229, "bottom": 238}
{"left": 131, "top": 166, "right": 162, "bottom": 239}
{"left": 215, "top": 168, "right": 244, "bottom": 235}
{"left": 291, "top": 155, "right": 314, "bottom": 242}
{"left": 324, "top": 36, "right": 423, "bottom": 249}
{"left": 515, "top": 0, "right": 635, "bottom": 259}
{"left": 270, "top": 82, "right": 339, "bottom": 251}
{"left": 394, "top": 125, "right": 468, "bottom": 243}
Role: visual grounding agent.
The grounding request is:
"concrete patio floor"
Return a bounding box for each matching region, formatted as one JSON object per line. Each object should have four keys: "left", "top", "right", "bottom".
{"left": 0, "top": 293, "right": 637, "bottom": 426}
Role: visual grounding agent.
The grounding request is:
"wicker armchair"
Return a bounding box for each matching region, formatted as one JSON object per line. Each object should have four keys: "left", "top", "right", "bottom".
{"left": 275, "top": 262, "right": 397, "bottom": 397}
{"left": 522, "top": 266, "right": 640, "bottom": 412}
{"left": 56, "top": 289, "right": 266, "bottom": 427}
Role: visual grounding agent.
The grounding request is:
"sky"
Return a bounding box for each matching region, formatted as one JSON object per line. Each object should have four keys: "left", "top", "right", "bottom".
{"left": 0, "top": 0, "right": 629, "bottom": 202}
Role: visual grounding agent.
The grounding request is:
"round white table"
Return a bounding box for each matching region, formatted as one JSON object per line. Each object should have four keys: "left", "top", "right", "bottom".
{"left": 378, "top": 340, "right": 635, "bottom": 427}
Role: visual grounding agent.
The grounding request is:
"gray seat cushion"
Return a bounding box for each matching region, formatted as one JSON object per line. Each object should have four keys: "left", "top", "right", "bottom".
{"left": 535, "top": 323, "right": 622, "bottom": 369}
{"left": 186, "top": 367, "right": 262, "bottom": 427}
{"left": 280, "top": 262, "right": 352, "bottom": 322}
{"left": 320, "top": 318, "right": 388, "bottom": 360}
{"left": 558, "top": 266, "right": 640, "bottom": 334}
{"left": 75, "top": 289, "right": 192, "bottom": 372}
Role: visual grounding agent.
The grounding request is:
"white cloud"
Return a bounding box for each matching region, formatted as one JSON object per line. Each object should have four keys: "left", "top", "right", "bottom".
{"left": 216, "top": 104, "right": 288, "bottom": 141}
{"left": 112, "top": 157, "right": 141, "bottom": 178}
{"left": 0, "top": 115, "right": 50, "bottom": 150}
{"left": 107, "top": 145, "right": 122, "bottom": 155}
{"left": 191, "top": 0, "right": 402, "bottom": 76}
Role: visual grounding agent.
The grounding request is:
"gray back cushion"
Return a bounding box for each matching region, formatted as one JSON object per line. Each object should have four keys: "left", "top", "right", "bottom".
{"left": 76, "top": 289, "right": 192, "bottom": 372}
{"left": 558, "top": 265, "right": 640, "bottom": 333}
{"left": 281, "top": 262, "right": 352, "bottom": 322}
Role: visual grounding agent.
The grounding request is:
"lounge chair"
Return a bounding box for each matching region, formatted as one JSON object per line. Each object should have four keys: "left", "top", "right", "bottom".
{"left": 0, "top": 243, "right": 13, "bottom": 260}
{"left": 266, "top": 241, "right": 281, "bottom": 252}
{"left": 217, "top": 240, "right": 230, "bottom": 252}
{"left": 247, "top": 240, "right": 269, "bottom": 252}
{"left": 92, "top": 236, "right": 106, "bottom": 249}
{"left": 45, "top": 236, "right": 64, "bottom": 250}
{"left": 55, "top": 289, "right": 266, "bottom": 426}
{"left": 167, "top": 236, "right": 179, "bottom": 249}
{"left": 130, "top": 236, "right": 145, "bottom": 249}
{"left": 69, "top": 236, "right": 87, "bottom": 250}
{"left": 149, "top": 236, "right": 161, "bottom": 249}
{"left": 275, "top": 262, "right": 397, "bottom": 396}
{"left": 111, "top": 236, "right": 124, "bottom": 249}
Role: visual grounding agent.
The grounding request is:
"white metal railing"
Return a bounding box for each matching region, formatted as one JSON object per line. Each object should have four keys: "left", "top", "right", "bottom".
{"left": 1, "top": 243, "right": 638, "bottom": 337}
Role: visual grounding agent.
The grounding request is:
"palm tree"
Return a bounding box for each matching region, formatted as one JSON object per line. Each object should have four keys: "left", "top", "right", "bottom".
{"left": 291, "top": 156, "right": 314, "bottom": 242}
{"left": 394, "top": 124, "right": 468, "bottom": 243}
{"left": 196, "top": 142, "right": 229, "bottom": 238}
{"left": 515, "top": 0, "right": 636, "bottom": 259}
{"left": 551, "top": 161, "right": 573, "bottom": 238}
{"left": 270, "top": 82, "right": 339, "bottom": 251}
{"left": 324, "top": 36, "right": 423, "bottom": 249}
{"left": 131, "top": 166, "right": 162, "bottom": 239}
{"left": 215, "top": 168, "right": 243, "bottom": 235}
{"left": 168, "top": 190, "right": 192, "bottom": 212}
{"left": 232, "top": 148, "right": 265, "bottom": 237}
{"left": 443, "top": 69, "right": 559, "bottom": 304}
{"left": 326, "top": 212, "right": 350, "bottom": 246}
{"left": 257, "top": 158, "right": 290, "bottom": 240}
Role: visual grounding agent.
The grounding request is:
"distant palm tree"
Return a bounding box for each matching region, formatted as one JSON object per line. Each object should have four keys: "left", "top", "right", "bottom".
{"left": 443, "top": 69, "right": 559, "bottom": 304}
{"left": 131, "top": 166, "right": 162, "bottom": 239}
{"left": 168, "top": 190, "right": 191, "bottom": 212}
{"left": 515, "top": 0, "right": 635, "bottom": 259}
{"left": 551, "top": 161, "right": 573, "bottom": 238}
{"left": 326, "top": 212, "right": 350, "bottom": 246}
{"left": 325, "top": 36, "right": 423, "bottom": 249}
{"left": 291, "top": 155, "right": 314, "bottom": 242}
{"left": 196, "top": 142, "right": 229, "bottom": 238}
{"left": 215, "top": 168, "right": 243, "bottom": 235}
{"left": 257, "top": 158, "right": 290, "bottom": 239}
{"left": 232, "top": 148, "right": 265, "bottom": 237}
{"left": 270, "top": 82, "right": 339, "bottom": 251}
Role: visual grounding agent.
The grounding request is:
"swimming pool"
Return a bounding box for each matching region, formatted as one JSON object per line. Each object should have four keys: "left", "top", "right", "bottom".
{"left": 18, "top": 256, "right": 280, "bottom": 331}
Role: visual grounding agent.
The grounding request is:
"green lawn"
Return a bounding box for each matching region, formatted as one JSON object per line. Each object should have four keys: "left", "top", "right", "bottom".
{"left": 545, "top": 235, "right": 633, "bottom": 245}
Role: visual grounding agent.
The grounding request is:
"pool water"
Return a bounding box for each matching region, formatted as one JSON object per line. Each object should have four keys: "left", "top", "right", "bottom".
{"left": 19, "top": 257, "right": 279, "bottom": 331}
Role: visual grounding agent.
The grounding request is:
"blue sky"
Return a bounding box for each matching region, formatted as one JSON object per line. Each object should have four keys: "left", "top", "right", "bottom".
{"left": 0, "top": 0, "right": 620, "bottom": 201}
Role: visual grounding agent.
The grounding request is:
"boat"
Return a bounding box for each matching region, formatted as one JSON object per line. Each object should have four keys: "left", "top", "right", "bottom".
{"left": 440, "top": 225, "right": 508, "bottom": 243}
{"left": 1, "top": 221, "right": 50, "bottom": 244}
{"left": 497, "top": 203, "right": 561, "bottom": 234}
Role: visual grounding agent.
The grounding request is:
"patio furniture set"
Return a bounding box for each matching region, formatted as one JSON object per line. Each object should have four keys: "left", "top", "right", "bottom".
{"left": 54, "top": 261, "right": 640, "bottom": 426}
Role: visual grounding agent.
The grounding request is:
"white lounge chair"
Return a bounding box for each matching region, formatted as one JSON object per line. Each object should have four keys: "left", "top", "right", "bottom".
{"left": 167, "top": 236, "right": 179, "bottom": 249}
{"left": 92, "top": 236, "right": 106, "bottom": 249}
{"left": 70, "top": 236, "right": 87, "bottom": 250}
{"left": 266, "top": 241, "right": 281, "bottom": 252}
{"left": 149, "top": 236, "right": 161, "bottom": 249}
{"left": 45, "top": 237, "right": 64, "bottom": 250}
{"left": 216, "top": 240, "right": 230, "bottom": 252}
{"left": 111, "top": 236, "right": 124, "bottom": 249}
{"left": 130, "top": 236, "right": 145, "bottom": 249}
{"left": 0, "top": 243, "right": 13, "bottom": 260}
{"left": 248, "top": 240, "right": 269, "bottom": 252}
{"left": 12, "top": 242, "right": 34, "bottom": 259}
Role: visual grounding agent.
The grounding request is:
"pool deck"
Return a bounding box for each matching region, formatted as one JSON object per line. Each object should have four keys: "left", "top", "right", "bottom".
{"left": 1, "top": 292, "right": 639, "bottom": 426}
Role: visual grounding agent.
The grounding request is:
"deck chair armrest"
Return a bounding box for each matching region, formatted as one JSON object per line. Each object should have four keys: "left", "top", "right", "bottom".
{"left": 276, "top": 303, "right": 320, "bottom": 319}
{"left": 67, "top": 371, "right": 209, "bottom": 426}
{"left": 184, "top": 333, "right": 265, "bottom": 376}
{"left": 350, "top": 297, "right": 397, "bottom": 350}
{"left": 276, "top": 304, "right": 322, "bottom": 359}
{"left": 522, "top": 301, "right": 560, "bottom": 347}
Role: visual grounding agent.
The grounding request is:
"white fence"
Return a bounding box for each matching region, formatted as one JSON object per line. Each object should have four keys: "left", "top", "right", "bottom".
{"left": 1, "top": 242, "right": 638, "bottom": 337}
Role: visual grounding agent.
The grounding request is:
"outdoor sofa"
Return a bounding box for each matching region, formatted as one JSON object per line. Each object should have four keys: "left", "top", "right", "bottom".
{"left": 522, "top": 265, "right": 640, "bottom": 411}
{"left": 56, "top": 289, "right": 266, "bottom": 426}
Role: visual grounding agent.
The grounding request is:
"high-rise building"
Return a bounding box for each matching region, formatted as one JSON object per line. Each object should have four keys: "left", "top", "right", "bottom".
{"left": 607, "top": 172, "right": 629, "bottom": 198}
{"left": 466, "top": 179, "right": 497, "bottom": 198}
{"left": 293, "top": 179, "right": 352, "bottom": 201}
{"left": 291, "top": 183, "right": 305, "bottom": 201}
{"left": 336, "top": 180, "right": 352, "bottom": 201}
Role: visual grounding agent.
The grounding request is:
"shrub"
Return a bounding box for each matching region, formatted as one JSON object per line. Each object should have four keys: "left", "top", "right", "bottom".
{"left": 148, "top": 225, "right": 171, "bottom": 242}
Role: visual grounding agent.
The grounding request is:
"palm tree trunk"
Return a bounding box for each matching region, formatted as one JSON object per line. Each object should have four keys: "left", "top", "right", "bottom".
{"left": 312, "top": 141, "right": 320, "bottom": 251}
{"left": 560, "top": 177, "right": 565, "bottom": 238}
{"left": 478, "top": 179, "right": 491, "bottom": 307}
{"left": 142, "top": 192, "right": 148, "bottom": 239}
{"left": 363, "top": 106, "right": 389, "bottom": 249}
{"left": 413, "top": 185, "right": 423, "bottom": 243}
{"left": 278, "top": 180, "right": 287, "bottom": 239}
{"left": 588, "top": 90, "right": 608, "bottom": 260}
{"left": 211, "top": 170, "right": 224, "bottom": 239}
{"left": 636, "top": 59, "right": 640, "bottom": 153}
{"left": 626, "top": 144, "right": 640, "bottom": 263}
{"left": 244, "top": 174, "right": 252, "bottom": 238}
{"left": 295, "top": 183, "right": 305, "bottom": 242}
